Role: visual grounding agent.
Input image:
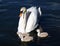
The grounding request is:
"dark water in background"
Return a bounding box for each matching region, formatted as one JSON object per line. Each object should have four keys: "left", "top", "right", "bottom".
{"left": 0, "top": 0, "right": 60, "bottom": 46}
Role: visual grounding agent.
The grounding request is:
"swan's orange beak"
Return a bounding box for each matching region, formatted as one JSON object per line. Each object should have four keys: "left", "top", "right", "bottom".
{"left": 19, "top": 11, "right": 23, "bottom": 17}
{"left": 20, "top": 13, "right": 22, "bottom": 17}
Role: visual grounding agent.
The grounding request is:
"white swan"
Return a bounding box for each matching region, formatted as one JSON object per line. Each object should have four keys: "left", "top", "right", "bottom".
{"left": 17, "top": 7, "right": 48, "bottom": 42}
{"left": 18, "top": 7, "right": 38, "bottom": 33}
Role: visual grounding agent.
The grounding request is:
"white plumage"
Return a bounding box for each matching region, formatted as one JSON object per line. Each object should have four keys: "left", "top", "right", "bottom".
{"left": 18, "top": 7, "right": 41, "bottom": 33}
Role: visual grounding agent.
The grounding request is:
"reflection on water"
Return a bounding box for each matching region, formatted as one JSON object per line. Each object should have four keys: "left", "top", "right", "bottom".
{"left": 18, "top": 36, "right": 50, "bottom": 46}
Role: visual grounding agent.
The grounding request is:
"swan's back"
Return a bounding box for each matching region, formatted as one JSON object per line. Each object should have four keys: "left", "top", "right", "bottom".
{"left": 27, "top": 7, "right": 37, "bottom": 12}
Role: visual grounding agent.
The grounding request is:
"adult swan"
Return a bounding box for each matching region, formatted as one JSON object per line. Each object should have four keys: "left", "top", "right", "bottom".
{"left": 17, "top": 7, "right": 48, "bottom": 42}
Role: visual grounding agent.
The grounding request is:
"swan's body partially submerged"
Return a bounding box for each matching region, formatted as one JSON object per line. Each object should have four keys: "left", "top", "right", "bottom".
{"left": 17, "top": 7, "right": 48, "bottom": 42}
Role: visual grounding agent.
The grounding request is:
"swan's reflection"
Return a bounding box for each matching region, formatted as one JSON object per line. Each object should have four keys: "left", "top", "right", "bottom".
{"left": 19, "top": 37, "right": 48, "bottom": 46}
{"left": 17, "top": 31, "right": 48, "bottom": 46}
{"left": 20, "top": 42, "right": 28, "bottom": 46}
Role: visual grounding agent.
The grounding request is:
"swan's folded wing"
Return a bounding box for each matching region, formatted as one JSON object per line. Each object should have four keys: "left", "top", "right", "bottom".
{"left": 26, "top": 11, "right": 31, "bottom": 24}
{"left": 26, "top": 10, "right": 38, "bottom": 33}
{"left": 38, "top": 7, "right": 42, "bottom": 16}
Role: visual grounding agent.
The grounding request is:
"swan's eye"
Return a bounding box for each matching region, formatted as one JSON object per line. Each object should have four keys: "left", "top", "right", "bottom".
{"left": 20, "top": 11, "right": 23, "bottom": 13}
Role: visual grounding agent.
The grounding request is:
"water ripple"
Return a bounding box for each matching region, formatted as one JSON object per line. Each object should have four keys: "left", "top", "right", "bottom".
{"left": 0, "top": 9, "right": 8, "bottom": 12}
{"left": 7, "top": 1, "right": 19, "bottom": 4}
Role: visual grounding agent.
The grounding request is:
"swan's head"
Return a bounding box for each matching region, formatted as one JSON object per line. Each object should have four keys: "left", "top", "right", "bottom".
{"left": 20, "top": 7, "right": 27, "bottom": 17}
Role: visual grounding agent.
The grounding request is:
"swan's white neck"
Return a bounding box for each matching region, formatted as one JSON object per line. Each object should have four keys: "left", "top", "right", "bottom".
{"left": 22, "top": 12, "right": 27, "bottom": 32}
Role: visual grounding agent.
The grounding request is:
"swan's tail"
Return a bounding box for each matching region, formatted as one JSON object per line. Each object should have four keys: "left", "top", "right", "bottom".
{"left": 38, "top": 7, "right": 42, "bottom": 16}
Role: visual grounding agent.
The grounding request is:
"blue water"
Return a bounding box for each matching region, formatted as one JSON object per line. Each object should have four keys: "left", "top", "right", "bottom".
{"left": 0, "top": 0, "right": 60, "bottom": 46}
